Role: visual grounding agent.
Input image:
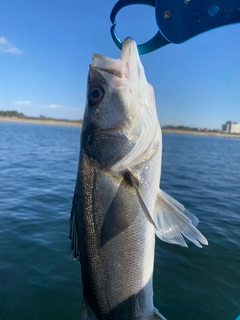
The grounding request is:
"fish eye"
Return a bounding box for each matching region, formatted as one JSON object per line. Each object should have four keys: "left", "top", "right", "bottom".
{"left": 88, "top": 86, "right": 104, "bottom": 105}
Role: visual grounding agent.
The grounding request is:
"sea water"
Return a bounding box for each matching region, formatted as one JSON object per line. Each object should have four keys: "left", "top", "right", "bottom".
{"left": 0, "top": 121, "right": 239, "bottom": 320}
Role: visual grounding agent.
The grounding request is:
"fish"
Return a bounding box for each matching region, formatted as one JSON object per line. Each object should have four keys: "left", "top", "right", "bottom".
{"left": 69, "top": 37, "right": 208, "bottom": 320}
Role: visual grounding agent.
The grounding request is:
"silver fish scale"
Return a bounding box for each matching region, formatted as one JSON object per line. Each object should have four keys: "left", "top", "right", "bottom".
{"left": 72, "top": 151, "right": 156, "bottom": 319}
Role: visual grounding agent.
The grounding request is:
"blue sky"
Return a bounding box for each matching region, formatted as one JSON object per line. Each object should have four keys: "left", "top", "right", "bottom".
{"left": 1, "top": 0, "right": 240, "bottom": 129}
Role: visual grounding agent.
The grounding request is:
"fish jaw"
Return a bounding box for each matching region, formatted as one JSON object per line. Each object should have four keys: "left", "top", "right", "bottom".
{"left": 84, "top": 37, "right": 161, "bottom": 174}
{"left": 91, "top": 37, "right": 145, "bottom": 80}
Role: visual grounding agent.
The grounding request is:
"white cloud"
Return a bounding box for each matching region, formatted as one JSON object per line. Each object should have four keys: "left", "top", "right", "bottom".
{"left": 12, "top": 100, "right": 32, "bottom": 106}
{"left": 41, "top": 105, "right": 83, "bottom": 119}
{"left": 0, "top": 36, "right": 22, "bottom": 54}
{"left": 48, "top": 104, "right": 61, "bottom": 109}
{"left": 0, "top": 101, "right": 83, "bottom": 120}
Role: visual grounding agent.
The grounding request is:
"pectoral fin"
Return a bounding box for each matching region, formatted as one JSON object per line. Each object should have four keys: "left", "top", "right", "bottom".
{"left": 154, "top": 189, "right": 208, "bottom": 248}
{"left": 127, "top": 171, "right": 157, "bottom": 229}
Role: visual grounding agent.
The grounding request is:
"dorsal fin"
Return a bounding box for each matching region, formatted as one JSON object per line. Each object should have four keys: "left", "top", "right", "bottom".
{"left": 154, "top": 189, "right": 208, "bottom": 248}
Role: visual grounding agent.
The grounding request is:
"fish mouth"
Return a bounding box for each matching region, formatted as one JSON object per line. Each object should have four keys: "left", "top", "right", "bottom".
{"left": 92, "top": 64, "right": 122, "bottom": 78}
{"left": 91, "top": 38, "right": 139, "bottom": 78}
{"left": 91, "top": 54, "right": 123, "bottom": 78}
{"left": 120, "top": 37, "right": 138, "bottom": 59}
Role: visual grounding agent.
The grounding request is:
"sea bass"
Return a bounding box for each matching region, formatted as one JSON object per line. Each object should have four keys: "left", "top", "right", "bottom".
{"left": 70, "top": 37, "right": 208, "bottom": 320}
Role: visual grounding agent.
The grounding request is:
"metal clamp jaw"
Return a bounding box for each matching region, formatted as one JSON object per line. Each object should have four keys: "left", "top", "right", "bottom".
{"left": 110, "top": 0, "right": 240, "bottom": 54}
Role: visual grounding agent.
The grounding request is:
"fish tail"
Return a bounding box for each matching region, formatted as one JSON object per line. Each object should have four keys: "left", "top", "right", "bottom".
{"left": 81, "top": 299, "right": 167, "bottom": 320}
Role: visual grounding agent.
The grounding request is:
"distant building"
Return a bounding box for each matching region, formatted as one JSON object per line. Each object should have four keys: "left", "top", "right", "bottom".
{"left": 222, "top": 121, "right": 240, "bottom": 134}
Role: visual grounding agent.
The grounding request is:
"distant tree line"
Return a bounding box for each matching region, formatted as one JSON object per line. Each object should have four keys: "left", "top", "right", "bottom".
{"left": 0, "top": 110, "right": 82, "bottom": 124}
{"left": 0, "top": 110, "right": 25, "bottom": 118}
{"left": 162, "top": 125, "right": 192, "bottom": 131}
{"left": 162, "top": 125, "right": 224, "bottom": 133}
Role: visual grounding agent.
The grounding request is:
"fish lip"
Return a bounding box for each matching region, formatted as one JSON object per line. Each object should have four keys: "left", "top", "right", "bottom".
{"left": 91, "top": 65, "right": 122, "bottom": 78}
{"left": 90, "top": 37, "right": 138, "bottom": 79}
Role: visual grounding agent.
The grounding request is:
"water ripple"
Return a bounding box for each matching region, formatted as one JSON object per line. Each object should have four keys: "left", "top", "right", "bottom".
{"left": 0, "top": 123, "right": 239, "bottom": 320}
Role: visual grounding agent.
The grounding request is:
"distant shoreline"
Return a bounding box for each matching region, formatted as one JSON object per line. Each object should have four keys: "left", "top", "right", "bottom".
{"left": 162, "top": 129, "right": 240, "bottom": 139}
{"left": 1, "top": 117, "right": 239, "bottom": 139}
{"left": 0, "top": 116, "right": 81, "bottom": 127}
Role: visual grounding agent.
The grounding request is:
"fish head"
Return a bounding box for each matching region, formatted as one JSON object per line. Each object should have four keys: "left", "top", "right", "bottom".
{"left": 82, "top": 37, "right": 160, "bottom": 172}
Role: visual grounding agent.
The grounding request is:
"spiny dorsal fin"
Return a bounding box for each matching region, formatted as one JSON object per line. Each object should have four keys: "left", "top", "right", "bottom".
{"left": 154, "top": 189, "right": 208, "bottom": 248}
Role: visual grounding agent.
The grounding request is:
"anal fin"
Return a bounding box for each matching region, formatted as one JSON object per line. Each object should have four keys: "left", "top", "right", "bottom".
{"left": 154, "top": 308, "right": 167, "bottom": 320}
{"left": 81, "top": 298, "right": 98, "bottom": 320}
{"left": 69, "top": 194, "right": 80, "bottom": 259}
